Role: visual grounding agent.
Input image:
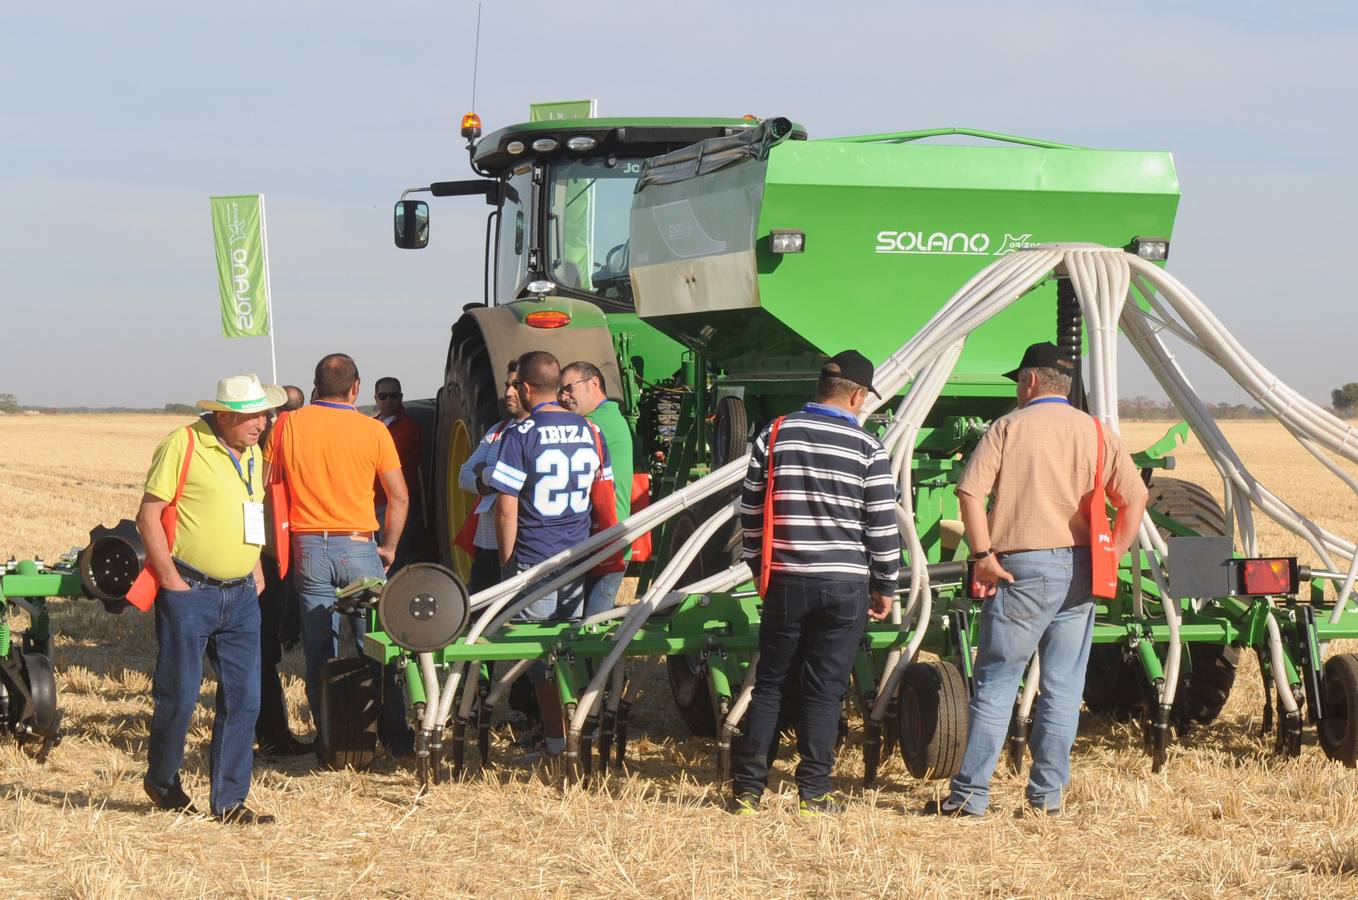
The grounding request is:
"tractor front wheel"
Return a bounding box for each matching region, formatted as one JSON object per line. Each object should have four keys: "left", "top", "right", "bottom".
{"left": 434, "top": 332, "right": 501, "bottom": 580}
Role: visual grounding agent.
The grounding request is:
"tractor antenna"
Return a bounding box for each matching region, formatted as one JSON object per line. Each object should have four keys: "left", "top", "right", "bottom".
{"left": 470, "top": 3, "right": 482, "bottom": 112}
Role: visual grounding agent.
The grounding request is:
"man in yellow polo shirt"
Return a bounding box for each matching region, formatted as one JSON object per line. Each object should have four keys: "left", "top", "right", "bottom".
{"left": 136, "top": 373, "right": 285, "bottom": 826}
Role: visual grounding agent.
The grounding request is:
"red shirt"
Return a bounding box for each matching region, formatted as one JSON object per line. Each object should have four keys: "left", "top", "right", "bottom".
{"left": 375, "top": 411, "right": 421, "bottom": 506}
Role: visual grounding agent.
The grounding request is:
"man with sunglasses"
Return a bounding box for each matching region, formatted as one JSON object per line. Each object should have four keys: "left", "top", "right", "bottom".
{"left": 558, "top": 360, "right": 633, "bottom": 617}
{"left": 373, "top": 377, "right": 421, "bottom": 573}
{"left": 460, "top": 359, "right": 527, "bottom": 593}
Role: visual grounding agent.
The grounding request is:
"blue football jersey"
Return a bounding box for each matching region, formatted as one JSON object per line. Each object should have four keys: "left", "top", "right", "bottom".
{"left": 488, "top": 408, "right": 613, "bottom": 565}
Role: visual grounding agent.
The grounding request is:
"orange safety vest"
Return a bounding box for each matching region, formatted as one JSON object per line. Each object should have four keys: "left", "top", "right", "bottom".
{"left": 758, "top": 416, "right": 786, "bottom": 598}
{"left": 1089, "top": 418, "right": 1118, "bottom": 599}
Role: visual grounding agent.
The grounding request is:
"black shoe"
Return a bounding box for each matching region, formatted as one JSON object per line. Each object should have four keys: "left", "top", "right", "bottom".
{"left": 143, "top": 779, "right": 198, "bottom": 814}
{"left": 215, "top": 805, "right": 275, "bottom": 825}
{"left": 919, "top": 798, "right": 982, "bottom": 818}
{"left": 257, "top": 735, "right": 314, "bottom": 757}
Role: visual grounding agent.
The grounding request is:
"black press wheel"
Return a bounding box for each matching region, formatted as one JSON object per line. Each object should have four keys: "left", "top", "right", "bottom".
{"left": 1319, "top": 653, "right": 1358, "bottom": 767}
{"left": 897, "top": 659, "right": 970, "bottom": 780}
{"left": 1083, "top": 644, "right": 1148, "bottom": 720}
{"left": 315, "top": 657, "right": 380, "bottom": 771}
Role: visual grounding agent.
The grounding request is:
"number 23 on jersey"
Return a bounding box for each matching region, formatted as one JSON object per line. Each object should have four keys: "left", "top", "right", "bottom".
{"left": 533, "top": 447, "right": 600, "bottom": 515}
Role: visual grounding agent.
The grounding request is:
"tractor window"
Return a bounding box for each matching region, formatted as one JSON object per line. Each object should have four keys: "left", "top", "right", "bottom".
{"left": 494, "top": 165, "right": 533, "bottom": 303}
{"left": 545, "top": 158, "right": 643, "bottom": 308}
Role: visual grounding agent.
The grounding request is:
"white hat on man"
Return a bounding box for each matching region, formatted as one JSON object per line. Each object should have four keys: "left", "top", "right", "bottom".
{"left": 196, "top": 374, "right": 288, "bottom": 413}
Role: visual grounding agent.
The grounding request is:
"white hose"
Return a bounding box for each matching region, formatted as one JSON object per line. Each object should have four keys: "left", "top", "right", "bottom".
{"left": 418, "top": 652, "right": 442, "bottom": 734}
{"left": 1017, "top": 653, "right": 1041, "bottom": 718}
{"left": 719, "top": 651, "right": 761, "bottom": 737}
{"left": 567, "top": 503, "right": 739, "bottom": 739}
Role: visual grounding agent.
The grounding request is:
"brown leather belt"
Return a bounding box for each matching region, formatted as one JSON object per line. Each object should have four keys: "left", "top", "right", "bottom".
{"left": 293, "top": 530, "right": 375, "bottom": 540}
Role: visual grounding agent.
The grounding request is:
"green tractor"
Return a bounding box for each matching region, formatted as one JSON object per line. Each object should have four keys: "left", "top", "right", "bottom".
{"left": 395, "top": 112, "right": 768, "bottom": 582}
{"left": 396, "top": 108, "right": 1177, "bottom": 576}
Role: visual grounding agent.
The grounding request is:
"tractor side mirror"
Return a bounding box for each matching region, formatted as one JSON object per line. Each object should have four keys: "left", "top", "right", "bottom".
{"left": 394, "top": 200, "right": 429, "bottom": 249}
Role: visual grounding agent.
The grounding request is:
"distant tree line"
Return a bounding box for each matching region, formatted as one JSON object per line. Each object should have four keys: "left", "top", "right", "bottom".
{"left": 0, "top": 393, "right": 202, "bottom": 415}
{"left": 1119, "top": 396, "right": 1270, "bottom": 420}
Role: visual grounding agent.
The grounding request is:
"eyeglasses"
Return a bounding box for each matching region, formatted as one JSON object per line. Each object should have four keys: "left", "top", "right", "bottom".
{"left": 376, "top": 392, "right": 402, "bottom": 400}
{"left": 559, "top": 377, "right": 591, "bottom": 394}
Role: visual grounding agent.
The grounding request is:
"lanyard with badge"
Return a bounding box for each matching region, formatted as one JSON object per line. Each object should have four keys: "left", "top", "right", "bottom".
{"left": 225, "top": 443, "right": 266, "bottom": 546}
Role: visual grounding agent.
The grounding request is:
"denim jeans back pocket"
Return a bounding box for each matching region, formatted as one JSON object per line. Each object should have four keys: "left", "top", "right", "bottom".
{"left": 339, "top": 543, "right": 385, "bottom": 582}
{"left": 995, "top": 557, "right": 1051, "bottom": 624}
{"left": 818, "top": 581, "right": 867, "bottom": 626}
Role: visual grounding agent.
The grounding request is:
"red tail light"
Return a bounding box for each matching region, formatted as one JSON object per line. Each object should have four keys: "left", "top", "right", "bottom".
{"left": 1238, "top": 558, "right": 1298, "bottom": 596}
{"left": 524, "top": 310, "right": 571, "bottom": 329}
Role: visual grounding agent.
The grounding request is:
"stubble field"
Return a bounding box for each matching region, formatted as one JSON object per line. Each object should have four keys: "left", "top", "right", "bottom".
{"left": 3, "top": 413, "right": 1358, "bottom": 898}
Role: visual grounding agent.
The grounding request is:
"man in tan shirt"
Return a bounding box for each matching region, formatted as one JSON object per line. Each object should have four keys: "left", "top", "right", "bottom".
{"left": 923, "top": 342, "right": 1148, "bottom": 817}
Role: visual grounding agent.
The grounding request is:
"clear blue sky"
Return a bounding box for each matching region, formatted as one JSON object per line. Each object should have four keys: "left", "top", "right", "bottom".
{"left": 3, "top": 1, "right": 1355, "bottom": 407}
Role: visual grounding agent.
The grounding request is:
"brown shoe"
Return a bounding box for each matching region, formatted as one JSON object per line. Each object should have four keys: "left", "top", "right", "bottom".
{"left": 215, "top": 805, "right": 276, "bottom": 825}
{"left": 143, "top": 779, "right": 198, "bottom": 814}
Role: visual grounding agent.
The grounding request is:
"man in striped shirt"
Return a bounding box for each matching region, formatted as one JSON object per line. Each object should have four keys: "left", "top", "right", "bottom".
{"left": 730, "top": 350, "right": 899, "bottom": 815}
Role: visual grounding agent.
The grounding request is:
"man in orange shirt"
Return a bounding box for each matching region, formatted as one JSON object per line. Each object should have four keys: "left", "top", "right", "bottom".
{"left": 373, "top": 376, "right": 421, "bottom": 572}
{"left": 269, "top": 354, "right": 409, "bottom": 747}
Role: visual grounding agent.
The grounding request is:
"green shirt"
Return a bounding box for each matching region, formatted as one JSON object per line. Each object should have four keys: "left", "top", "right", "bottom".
{"left": 587, "top": 400, "right": 633, "bottom": 558}
{"left": 144, "top": 416, "right": 264, "bottom": 580}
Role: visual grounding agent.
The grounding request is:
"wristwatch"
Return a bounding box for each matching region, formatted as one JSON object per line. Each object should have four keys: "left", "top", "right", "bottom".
{"left": 971, "top": 549, "right": 994, "bottom": 560}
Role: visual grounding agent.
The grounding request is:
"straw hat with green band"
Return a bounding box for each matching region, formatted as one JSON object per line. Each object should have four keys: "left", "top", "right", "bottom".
{"left": 197, "top": 373, "right": 289, "bottom": 413}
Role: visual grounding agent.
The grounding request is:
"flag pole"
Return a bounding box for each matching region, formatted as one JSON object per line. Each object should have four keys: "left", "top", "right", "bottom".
{"left": 258, "top": 193, "right": 278, "bottom": 384}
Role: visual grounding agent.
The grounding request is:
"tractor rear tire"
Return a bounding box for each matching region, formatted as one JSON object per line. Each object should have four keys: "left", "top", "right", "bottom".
{"left": 1147, "top": 476, "right": 1229, "bottom": 537}
{"left": 314, "top": 658, "right": 380, "bottom": 771}
{"left": 897, "top": 660, "right": 969, "bottom": 780}
{"left": 1083, "top": 476, "right": 1238, "bottom": 724}
{"left": 435, "top": 332, "right": 502, "bottom": 579}
{"left": 1173, "top": 642, "right": 1241, "bottom": 728}
{"left": 1319, "top": 653, "right": 1358, "bottom": 767}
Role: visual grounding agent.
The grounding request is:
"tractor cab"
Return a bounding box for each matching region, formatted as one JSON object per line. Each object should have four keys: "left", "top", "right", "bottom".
{"left": 396, "top": 113, "right": 805, "bottom": 312}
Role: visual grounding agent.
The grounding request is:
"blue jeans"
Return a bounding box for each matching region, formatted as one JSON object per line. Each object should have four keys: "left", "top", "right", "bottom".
{"left": 505, "top": 557, "right": 584, "bottom": 682}
{"left": 292, "top": 533, "right": 413, "bottom": 752}
{"left": 504, "top": 557, "right": 585, "bottom": 622}
{"left": 948, "top": 547, "right": 1095, "bottom": 814}
{"left": 584, "top": 570, "right": 625, "bottom": 619}
{"left": 146, "top": 578, "right": 261, "bottom": 816}
{"left": 731, "top": 575, "right": 869, "bottom": 800}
